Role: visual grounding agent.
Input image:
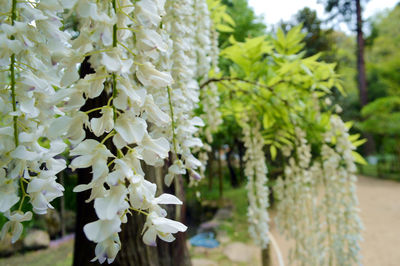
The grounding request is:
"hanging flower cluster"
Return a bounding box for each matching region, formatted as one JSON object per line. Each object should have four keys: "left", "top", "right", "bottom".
{"left": 242, "top": 117, "right": 270, "bottom": 248}
{"left": 60, "top": 0, "right": 189, "bottom": 263}
{"left": 0, "top": 0, "right": 70, "bottom": 243}
{"left": 196, "top": 2, "right": 223, "bottom": 178}
{"left": 275, "top": 128, "right": 324, "bottom": 265}
{"left": 321, "top": 115, "right": 363, "bottom": 265}
{"left": 0, "top": 0, "right": 217, "bottom": 263}
{"left": 162, "top": 0, "right": 205, "bottom": 187}
{"left": 275, "top": 120, "right": 363, "bottom": 265}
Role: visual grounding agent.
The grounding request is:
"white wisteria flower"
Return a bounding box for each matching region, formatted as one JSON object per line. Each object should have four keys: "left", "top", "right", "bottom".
{"left": 142, "top": 212, "right": 187, "bottom": 246}
{"left": 90, "top": 107, "right": 114, "bottom": 137}
{"left": 0, "top": 211, "right": 32, "bottom": 243}
{"left": 70, "top": 139, "right": 114, "bottom": 180}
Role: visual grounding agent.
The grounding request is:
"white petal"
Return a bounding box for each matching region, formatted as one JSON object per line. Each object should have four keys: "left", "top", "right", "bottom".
{"left": 11, "top": 222, "right": 23, "bottom": 243}
{"left": 142, "top": 227, "right": 157, "bottom": 246}
{"left": 70, "top": 155, "right": 92, "bottom": 169}
{"left": 153, "top": 194, "right": 182, "bottom": 205}
{"left": 153, "top": 217, "right": 187, "bottom": 233}
{"left": 115, "top": 115, "right": 146, "bottom": 144}
{"left": 84, "top": 218, "right": 121, "bottom": 243}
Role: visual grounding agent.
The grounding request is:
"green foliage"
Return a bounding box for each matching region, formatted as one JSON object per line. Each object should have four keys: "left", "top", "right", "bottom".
{"left": 218, "top": 27, "right": 346, "bottom": 158}
{"left": 207, "top": 0, "right": 236, "bottom": 32}
{"left": 360, "top": 96, "right": 400, "bottom": 135}
{"left": 355, "top": 5, "right": 400, "bottom": 162}
{"left": 219, "top": 0, "right": 266, "bottom": 43}
{"left": 366, "top": 5, "right": 400, "bottom": 98}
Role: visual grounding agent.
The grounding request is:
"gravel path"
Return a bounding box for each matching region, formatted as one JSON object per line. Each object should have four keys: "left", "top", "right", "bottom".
{"left": 270, "top": 175, "right": 400, "bottom": 266}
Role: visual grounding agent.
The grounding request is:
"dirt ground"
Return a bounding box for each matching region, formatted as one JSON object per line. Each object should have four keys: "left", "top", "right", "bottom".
{"left": 270, "top": 175, "right": 400, "bottom": 266}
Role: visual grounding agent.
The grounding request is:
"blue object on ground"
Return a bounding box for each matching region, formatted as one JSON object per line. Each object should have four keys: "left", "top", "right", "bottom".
{"left": 189, "top": 232, "right": 220, "bottom": 248}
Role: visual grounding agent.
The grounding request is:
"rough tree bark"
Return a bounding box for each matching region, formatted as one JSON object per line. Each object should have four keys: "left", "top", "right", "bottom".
{"left": 73, "top": 58, "right": 106, "bottom": 266}
{"left": 73, "top": 59, "right": 191, "bottom": 265}
{"left": 114, "top": 165, "right": 191, "bottom": 266}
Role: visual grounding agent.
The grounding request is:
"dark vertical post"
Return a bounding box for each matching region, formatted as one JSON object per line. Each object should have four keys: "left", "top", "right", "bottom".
{"left": 218, "top": 149, "right": 223, "bottom": 198}
{"left": 356, "top": 0, "right": 375, "bottom": 155}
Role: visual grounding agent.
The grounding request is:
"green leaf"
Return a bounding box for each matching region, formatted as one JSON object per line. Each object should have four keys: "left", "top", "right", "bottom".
{"left": 344, "top": 121, "right": 354, "bottom": 129}
{"left": 216, "top": 24, "right": 234, "bottom": 32}
{"left": 270, "top": 145, "right": 277, "bottom": 160}
{"left": 352, "top": 151, "right": 368, "bottom": 165}
{"left": 348, "top": 134, "right": 360, "bottom": 142}
{"left": 222, "top": 13, "right": 235, "bottom": 26}
{"left": 352, "top": 139, "right": 367, "bottom": 147}
{"left": 262, "top": 114, "right": 274, "bottom": 129}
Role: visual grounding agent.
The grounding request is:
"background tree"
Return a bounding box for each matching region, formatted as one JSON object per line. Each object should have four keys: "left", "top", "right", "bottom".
{"left": 359, "top": 4, "right": 400, "bottom": 175}
{"left": 279, "top": 7, "right": 333, "bottom": 59}
{"left": 320, "top": 0, "right": 375, "bottom": 155}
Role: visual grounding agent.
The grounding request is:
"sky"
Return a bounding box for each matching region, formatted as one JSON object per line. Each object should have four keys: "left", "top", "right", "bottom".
{"left": 248, "top": 0, "right": 399, "bottom": 31}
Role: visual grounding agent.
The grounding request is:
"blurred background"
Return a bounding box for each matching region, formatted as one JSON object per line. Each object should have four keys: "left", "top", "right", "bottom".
{"left": 1, "top": 1, "right": 399, "bottom": 265}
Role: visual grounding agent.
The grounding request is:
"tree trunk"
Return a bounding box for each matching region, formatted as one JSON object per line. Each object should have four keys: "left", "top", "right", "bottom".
{"left": 73, "top": 57, "right": 103, "bottom": 266}
{"left": 235, "top": 139, "right": 245, "bottom": 183}
{"left": 356, "top": 0, "right": 375, "bottom": 155}
{"left": 208, "top": 150, "right": 214, "bottom": 190}
{"left": 114, "top": 165, "right": 191, "bottom": 266}
{"left": 356, "top": 0, "right": 367, "bottom": 108}
{"left": 218, "top": 149, "right": 223, "bottom": 198}
{"left": 73, "top": 59, "right": 190, "bottom": 265}
{"left": 226, "top": 147, "right": 239, "bottom": 188}
{"left": 261, "top": 246, "right": 272, "bottom": 266}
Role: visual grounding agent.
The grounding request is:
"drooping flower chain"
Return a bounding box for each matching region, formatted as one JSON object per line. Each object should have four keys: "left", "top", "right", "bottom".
{"left": 163, "top": 0, "right": 210, "bottom": 187}
{"left": 0, "top": 0, "right": 70, "bottom": 243}
{"left": 321, "top": 115, "right": 363, "bottom": 265}
{"left": 0, "top": 0, "right": 207, "bottom": 263}
{"left": 242, "top": 117, "right": 270, "bottom": 248}
{"left": 275, "top": 120, "right": 363, "bottom": 265}
{"left": 57, "top": 0, "right": 191, "bottom": 263}
{"left": 196, "top": 0, "right": 223, "bottom": 179}
{"left": 275, "top": 128, "right": 325, "bottom": 265}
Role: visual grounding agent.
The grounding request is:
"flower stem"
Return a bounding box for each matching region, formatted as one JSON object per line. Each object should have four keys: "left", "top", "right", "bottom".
{"left": 112, "top": 0, "right": 118, "bottom": 122}
{"left": 18, "top": 177, "right": 28, "bottom": 211}
{"left": 167, "top": 86, "right": 178, "bottom": 155}
{"left": 101, "top": 131, "right": 116, "bottom": 144}
{"left": 10, "top": 0, "right": 18, "bottom": 147}
{"left": 129, "top": 207, "right": 149, "bottom": 216}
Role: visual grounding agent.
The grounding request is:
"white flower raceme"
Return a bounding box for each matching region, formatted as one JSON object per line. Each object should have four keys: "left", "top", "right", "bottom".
{"left": 160, "top": 0, "right": 206, "bottom": 187}
{"left": 60, "top": 0, "right": 197, "bottom": 263}
{"left": 242, "top": 117, "right": 270, "bottom": 248}
{"left": 321, "top": 116, "right": 363, "bottom": 265}
{"left": 275, "top": 120, "right": 362, "bottom": 265}
{"left": 275, "top": 128, "right": 324, "bottom": 265}
{"left": 0, "top": 0, "right": 69, "bottom": 243}
{"left": 194, "top": 3, "right": 222, "bottom": 179}
{"left": 0, "top": 0, "right": 217, "bottom": 262}
{"left": 194, "top": 0, "right": 212, "bottom": 79}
